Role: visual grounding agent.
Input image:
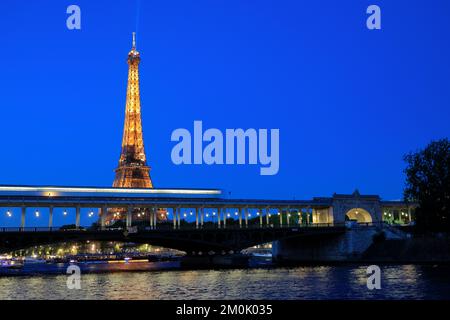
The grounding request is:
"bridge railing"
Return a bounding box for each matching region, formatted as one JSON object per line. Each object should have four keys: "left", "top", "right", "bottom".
{"left": 0, "top": 227, "right": 87, "bottom": 232}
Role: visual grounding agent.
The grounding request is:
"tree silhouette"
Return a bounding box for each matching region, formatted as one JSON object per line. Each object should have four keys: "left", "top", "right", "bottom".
{"left": 404, "top": 138, "right": 450, "bottom": 232}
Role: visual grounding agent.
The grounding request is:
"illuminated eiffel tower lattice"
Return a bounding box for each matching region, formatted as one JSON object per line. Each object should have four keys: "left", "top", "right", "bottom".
{"left": 113, "top": 32, "right": 153, "bottom": 189}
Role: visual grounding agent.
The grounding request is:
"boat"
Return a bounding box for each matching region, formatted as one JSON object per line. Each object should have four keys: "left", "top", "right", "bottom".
{"left": 23, "top": 256, "right": 47, "bottom": 264}
{"left": 0, "top": 258, "right": 24, "bottom": 269}
{"left": 251, "top": 252, "right": 272, "bottom": 258}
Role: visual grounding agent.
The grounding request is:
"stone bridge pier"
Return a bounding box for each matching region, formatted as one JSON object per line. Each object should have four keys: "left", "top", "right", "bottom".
{"left": 273, "top": 190, "right": 417, "bottom": 262}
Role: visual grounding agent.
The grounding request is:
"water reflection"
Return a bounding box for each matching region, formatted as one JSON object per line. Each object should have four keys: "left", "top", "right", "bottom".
{"left": 1, "top": 264, "right": 450, "bottom": 300}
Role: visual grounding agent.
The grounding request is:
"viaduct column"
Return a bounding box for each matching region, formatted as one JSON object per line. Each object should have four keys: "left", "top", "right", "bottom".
{"left": 21, "top": 206, "right": 26, "bottom": 230}
{"left": 173, "top": 207, "right": 177, "bottom": 229}
{"left": 195, "top": 208, "right": 199, "bottom": 229}
{"left": 101, "top": 206, "right": 107, "bottom": 230}
{"left": 149, "top": 207, "right": 153, "bottom": 229}
{"left": 286, "top": 207, "right": 290, "bottom": 226}
{"left": 223, "top": 208, "right": 227, "bottom": 228}
{"left": 153, "top": 206, "right": 157, "bottom": 229}
{"left": 266, "top": 207, "right": 270, "bottom": 226}
{"left": 126, "top": 206, "right": 133, "bottom": 228}
{"left": 75, "top": 206, "right": 81, "bottom": 229}
{"left": 244, "top": 207, "right": 249, "bottom": 228}
{"left": 259, "top": 208, "right": 263, "bottom": 227}
{"left": 279, "top": 208, "right": 283, "bottom": 226}
{"left": 408, "top": 206, "right": 412, "bottom": 223}
{"left": 217, "top": 209, "right": 221, "bottom": 229}
{"left": 200, "top": 207, "right": 204, "bottom": 228}
{"left": 49, "top": 206, "right": 53, "bottom": 229}
{"left": 306, "top": 206, "right": 310, "bottom": 225}
{"left": 150, "top": 207, "right": 153, "bottom": 229}
{"left": 177, "top": 207, "right": 181, "bottom": 229}
{"left": 239, "top": 208, "right": 243, "bottom": 228}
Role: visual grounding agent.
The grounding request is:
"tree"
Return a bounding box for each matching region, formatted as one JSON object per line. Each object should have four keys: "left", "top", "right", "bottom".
{"left": 404, "top": 138, "right": 450, "bottom": 232}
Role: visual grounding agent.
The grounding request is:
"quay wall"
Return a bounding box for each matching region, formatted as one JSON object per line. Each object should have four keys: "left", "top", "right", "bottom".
{"left": 273, "top": 226, "right": 450, "bottom": 263}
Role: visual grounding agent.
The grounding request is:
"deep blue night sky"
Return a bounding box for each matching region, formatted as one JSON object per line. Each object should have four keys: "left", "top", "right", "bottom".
{"left": 1, "top": 0, "right": 449, "bottom": 221}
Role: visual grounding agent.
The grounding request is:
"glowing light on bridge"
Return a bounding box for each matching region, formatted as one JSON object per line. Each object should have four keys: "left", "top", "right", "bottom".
{"left": 0, "top": 185, "right": 221, "bottom": 196}
{"left": 35, "top": 210, "right": 40, "bottom": 218}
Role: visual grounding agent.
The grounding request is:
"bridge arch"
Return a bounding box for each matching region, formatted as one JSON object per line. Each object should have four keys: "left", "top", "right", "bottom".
{"left": 345, "top": 208, "right": 372, "bottom": 223}
{"left": 0, "top": 227, "right": 346, "bottom": 255}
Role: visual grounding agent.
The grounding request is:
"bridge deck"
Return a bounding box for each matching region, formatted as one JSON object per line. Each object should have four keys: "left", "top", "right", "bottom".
{"left": 0, "top": 224, "right": 350, "bottom": 254}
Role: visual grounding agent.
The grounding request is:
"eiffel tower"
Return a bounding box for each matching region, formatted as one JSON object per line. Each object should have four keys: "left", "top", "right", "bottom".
{"left": 113, "top": 32, "right": 153, "bottom": 189}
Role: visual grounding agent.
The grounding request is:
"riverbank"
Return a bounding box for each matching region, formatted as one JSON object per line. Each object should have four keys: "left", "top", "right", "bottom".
{"left": 362, "top": 237, "right": 450, "bottom": 263}
{"left": 273, "top": 227, "right": 450, "bottom": 264}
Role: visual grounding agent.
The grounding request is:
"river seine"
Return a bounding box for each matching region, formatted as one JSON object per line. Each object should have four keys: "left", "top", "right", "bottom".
{"left": 1, "top": 262, "right": 450, "bottom": 300}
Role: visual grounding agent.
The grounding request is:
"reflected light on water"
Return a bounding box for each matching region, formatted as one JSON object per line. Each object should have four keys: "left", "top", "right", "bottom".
{"left": 1, "top": 264, "right": 450, "bottom": 300}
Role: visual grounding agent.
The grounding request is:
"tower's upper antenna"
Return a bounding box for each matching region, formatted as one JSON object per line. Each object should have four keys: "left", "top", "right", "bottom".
{"left": 132, "top": 32, "right": 136, "bottom": 49}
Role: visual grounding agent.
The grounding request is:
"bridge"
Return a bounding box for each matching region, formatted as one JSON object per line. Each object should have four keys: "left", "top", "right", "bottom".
{"left": 0, "top": 185, "right": 415, "bottom": 254}
{"left": 0, "top": 224, "right": 347, "bottom": 255}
